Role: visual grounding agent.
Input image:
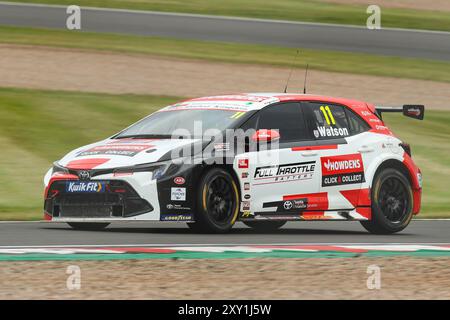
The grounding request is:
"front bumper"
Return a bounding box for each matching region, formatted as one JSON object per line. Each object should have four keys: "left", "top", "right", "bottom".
{"left": 44, "top": 171, "right": 162, "bottom": 221}
{"left": 45, "top": 179, "right": 153, "bottom": 219}
{"left": 44, "top": 162, "right": 198, "bottom": 222}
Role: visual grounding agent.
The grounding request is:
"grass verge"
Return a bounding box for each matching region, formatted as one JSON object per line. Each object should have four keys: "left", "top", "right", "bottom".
{"left": 0, "top": 87, "right": 448, "bottom": 219}
{"left": 0, "top": 88, "right": 178, "bottom": 220}
{"left": 6, "top": 0, "right": 450, "bottom": 32}
{"left": 1, "top": 26, "right": 450, "bottom": 83}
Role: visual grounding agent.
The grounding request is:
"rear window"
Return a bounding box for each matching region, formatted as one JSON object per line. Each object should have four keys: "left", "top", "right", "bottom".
{"left": 304, "top": 102, "right": 369, "bottom": 139}
{"left": 345, "top": 108, "right": 370, "bottom": 135}
{"left": 304, "top": 103, "right": 350, "bottom": 139}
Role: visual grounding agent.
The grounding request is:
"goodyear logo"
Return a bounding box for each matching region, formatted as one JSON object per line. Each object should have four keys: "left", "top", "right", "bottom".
{"left": 66, "top": 181, "right": 105, "bottom": 193}
{"left": 160, "top": 214, "right": 192, "bottom": 221}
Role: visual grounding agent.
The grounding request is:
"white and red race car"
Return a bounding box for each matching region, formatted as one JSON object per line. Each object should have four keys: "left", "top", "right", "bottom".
{"left": 44, "top": 93, "right": 424, "bottom": 234}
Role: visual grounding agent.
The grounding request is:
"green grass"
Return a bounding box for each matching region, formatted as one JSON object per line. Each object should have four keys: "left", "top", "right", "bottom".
{"left": 383, "top": 112, "right": 450, "bottom": 217}
{"left": 2, "top": 25, "right": 450, "bottom": 83}
{"left": 0, "top": 87, "right": 449, "bottom": 220}
{"left": 7, "top": 0, "right": 450, "bottom": 32}
{"left": 0, "top": 88, "right": 179, "bottom": 220}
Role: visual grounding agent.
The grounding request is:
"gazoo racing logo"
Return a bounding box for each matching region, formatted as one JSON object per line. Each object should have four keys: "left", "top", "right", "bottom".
{"left": 66, "top": 181, "right": 105, "bottom": 193}
{"left": 253, "top": 161, "right": 315, "bottom": 185}
{"left": 321, "top": 154, "right": 365, "bottom": 187}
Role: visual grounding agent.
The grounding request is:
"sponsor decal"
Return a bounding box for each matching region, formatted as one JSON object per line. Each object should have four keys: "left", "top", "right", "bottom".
{"left": 316, "top": 126, "right": 349, "bottom": 138}
{"left": 254, "top": 215, "right": 302, "bottom": 220}
{"left": 283, "top": 201, "right": 293, "bottom": 210}
{"left": 191, "top": 95, "right": 271, "bottom": 103}
{"left": 244, "top": 194, "right": 251, "bottom": 200}
{"left": 321, "top": 154, "right": 365, "bottom": 187}
{"left": 313, "top": 130, "right": 320, "bottom": 138}
{"left": 254, "top": 161, "right": 315, "bottom": 185}
{"left": 292, "top": 199, "right": 308, "bottom": 209}
{"left": 78, "top": 144, "right": 154, "bottom": 157}
{"left": 241, "top": 211, "right": 253, "bottom": 218}
{"left": 163, "top": 101, "right": 252, "bottom": 112}
{"left": 375, "top": 125, "right": 388, "bottom": 131}
{"left": 242, "top": 172, "right": 249, "bottom": 179}
{"left": 160, "top": 214, "right": 192, "bottom": 221}
{"left": 238, "top": 158, "right": 249, "bottom": 169}
{"left": 78, "top": 170, "right": 90, "bottom": 180}
{"left": 173, "top": 176, "right": 185, "bottom": 185}
{"left": 244, "top": 182, "right": 250, "bottom": 191}
{"left": 403, "top": 105, "right": 424, "bottom": 119}
{"left": 406, "top": 108, "right": 421, "bottom": 116}
{"left": 109, "top": 139, "right": 154, "bottom": 144}
{"left": 171, "top": 187, "right": 186, "bottom": 201}
{"left": 301, "top": 215, "right": 330, "bottom": 220}
{"left": 242, "top": 201, "right": 250, "bottom": 210}
{"left": 263, "top": 198, "right": 309, "bottom": 213}
{"left": 166, "top": 204, "right": 191, "bottom": 211}
{"left": 66, "top": 181, "right": 105, "bottom": 193}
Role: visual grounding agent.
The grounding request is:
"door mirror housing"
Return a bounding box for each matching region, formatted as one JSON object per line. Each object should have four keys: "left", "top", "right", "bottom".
{"left": 251, "top": 129, "right": 280, "bottom": 142}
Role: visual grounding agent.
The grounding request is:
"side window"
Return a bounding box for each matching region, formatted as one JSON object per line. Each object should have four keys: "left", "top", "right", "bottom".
{"left": 304, "top": 103, "right": 351, "bottom": 140}
{"left": 251, "top": 102, "right": 309, "bottom": 143}
{"left": 345, "top": 108, "right": 370, "bottom": 135}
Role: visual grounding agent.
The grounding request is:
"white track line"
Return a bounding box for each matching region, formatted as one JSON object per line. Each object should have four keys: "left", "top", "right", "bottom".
{"left": 0, "top": 243, "right": 448, "bottom": 249}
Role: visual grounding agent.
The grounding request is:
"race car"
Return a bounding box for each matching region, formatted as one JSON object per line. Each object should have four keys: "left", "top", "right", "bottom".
{"left": 44, "top": 93, "right": 424, "bottom": 234}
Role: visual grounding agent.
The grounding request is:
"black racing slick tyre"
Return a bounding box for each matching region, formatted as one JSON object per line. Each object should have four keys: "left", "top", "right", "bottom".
{"left": 243, "top": 221, "right": 286, "bottom": 231}
{"left": 188, "top": 168, "right": 240, "bottom": 233}
{"left": 360, "top": 168, "right": 414, "bottom": 234}
{"left": 67, "top": 222, "right": 110, "bottom": 231}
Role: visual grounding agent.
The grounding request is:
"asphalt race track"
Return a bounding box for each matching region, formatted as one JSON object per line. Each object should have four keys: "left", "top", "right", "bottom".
{"left": 0, "top": 220, "right": 448, "bottom": 247}
{"left": 0, "top": 3, "right": 449, "bottom": 248}
{"left": 0, "top": 2, "right": 450, "bottom": 60}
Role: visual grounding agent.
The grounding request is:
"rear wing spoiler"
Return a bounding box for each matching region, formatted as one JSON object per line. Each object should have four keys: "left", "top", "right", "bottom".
{"left": 375, "top": 105, "right": 425, "bottom": 120}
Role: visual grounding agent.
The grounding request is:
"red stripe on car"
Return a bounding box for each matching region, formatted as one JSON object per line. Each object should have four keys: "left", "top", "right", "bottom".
{"left": 66, "top": 158, "right": 110, "bottom": 169}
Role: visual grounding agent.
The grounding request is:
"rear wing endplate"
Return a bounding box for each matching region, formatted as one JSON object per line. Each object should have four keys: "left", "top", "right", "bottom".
{"left": 375, "top": 105, "right": 425, "bottom": 120}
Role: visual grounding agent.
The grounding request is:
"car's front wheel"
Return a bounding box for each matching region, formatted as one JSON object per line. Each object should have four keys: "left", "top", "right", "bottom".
{"left": 188, "top": 168, "right": 240, "bottom": 233}
{"left": 67, "top": 222, "right": 110, "bottom": 231}
{"left": 360, "top": 168, "right": 414, "bottom": 234}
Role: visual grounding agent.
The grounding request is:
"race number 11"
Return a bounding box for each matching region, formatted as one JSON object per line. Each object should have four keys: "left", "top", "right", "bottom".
{"left": 320, "top": 105, "right": 336, "bottom": 125}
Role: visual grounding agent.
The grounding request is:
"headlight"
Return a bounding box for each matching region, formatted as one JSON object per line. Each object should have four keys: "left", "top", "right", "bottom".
{"left": 114, "top": 160, "right": 177, "bottom": 180}
{"left": 52, "top": 162, "right": 69, "bottom": 175}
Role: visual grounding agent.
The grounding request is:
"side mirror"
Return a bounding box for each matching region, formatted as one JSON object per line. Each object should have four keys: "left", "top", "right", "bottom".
{"left": 251, "top": 129, "right": 280, "bottom": 143}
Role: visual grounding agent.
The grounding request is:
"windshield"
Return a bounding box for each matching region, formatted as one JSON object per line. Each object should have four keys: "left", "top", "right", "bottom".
{"left": 115, "top": 109, "right": 245, "bottom": 139}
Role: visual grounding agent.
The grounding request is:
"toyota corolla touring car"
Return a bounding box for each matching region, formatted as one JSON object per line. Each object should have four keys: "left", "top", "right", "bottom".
{"left": 44, "top": 93, "right": 424, "bottom": 234}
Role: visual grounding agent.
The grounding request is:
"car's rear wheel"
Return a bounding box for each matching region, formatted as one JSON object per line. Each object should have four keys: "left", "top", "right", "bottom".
{"left": 360, "top": 168, "right": 413, "bottom": 234}
{"left": 243, "top": 221, "right": 286, "bottom": 231}
{"left": 67, "top": 222, "right": 110, "bottom": 231}
{"left": 188, "top": 168, "right": 240, "bottom": 233}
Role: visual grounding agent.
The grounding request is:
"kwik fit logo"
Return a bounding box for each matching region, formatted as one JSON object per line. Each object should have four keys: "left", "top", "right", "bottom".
{"left": 66, "top": 181, "right": 104, "bottom": 193}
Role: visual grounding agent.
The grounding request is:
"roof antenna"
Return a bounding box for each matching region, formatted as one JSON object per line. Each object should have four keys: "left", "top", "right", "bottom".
{"left": 283, "top": 50, "right": 300, "bottom": 93}
{"left": 303, "top": 63, "right": 309, "bottom": 94}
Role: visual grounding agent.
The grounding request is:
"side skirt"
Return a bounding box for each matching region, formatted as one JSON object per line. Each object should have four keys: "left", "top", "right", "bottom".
{"left": 240, "top": 208, "right": 371, "bottom": 221}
